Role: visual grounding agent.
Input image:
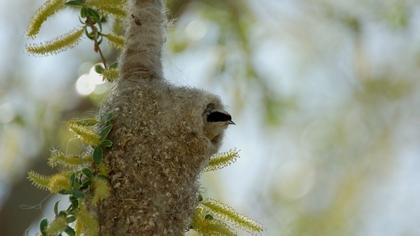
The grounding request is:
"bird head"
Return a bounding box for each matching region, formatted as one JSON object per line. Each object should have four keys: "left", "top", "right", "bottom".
{"left": 203, "top": 103, "right": 234, "bottom": 149}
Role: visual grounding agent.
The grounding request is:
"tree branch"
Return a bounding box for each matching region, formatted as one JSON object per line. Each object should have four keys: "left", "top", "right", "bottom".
{"left": 119, "top": 0, "right": 165, "bottom": 80}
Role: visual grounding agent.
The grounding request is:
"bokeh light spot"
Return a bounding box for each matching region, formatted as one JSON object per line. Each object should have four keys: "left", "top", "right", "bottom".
{"left": 185, "top": 20, "right": 207, "bottom": 41}
{"left": 75, "top": 64, "right": 105, "bottom": 96}
{"left": 0, "top": 102, "right": 15, "bottom": 123}
{"left": 276, "top": 160, "right": 316, "bottom": 200}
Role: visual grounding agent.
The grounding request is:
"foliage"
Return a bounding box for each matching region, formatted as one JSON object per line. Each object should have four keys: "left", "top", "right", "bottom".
{"left": 26, "top": 0, "right": 125, "bottom": 71}
{"left": 26, "top": 0, "right": 66, "bottom": 37}
{"left": 191, "top": 206, "right": 236, "bottom": 236}
{"left": 27, "top": 29, "right": 84, "bottom": 55}
{"left": 204, "top": 149, "right": 239, "bottom": 172}
{"left": 187, "top": 150, "right": 263, "bottom": 235}
{"left": 47, "top": 150, "right": 92, "bottom": 169}
{"left": 189, "top": 195, "right": 263, "bottom": 235}
{"left": 28, "top": 115, "right": 113, "bottom": 236}
{"left": 200, "top": 198, "right": 263, "bottom": 233}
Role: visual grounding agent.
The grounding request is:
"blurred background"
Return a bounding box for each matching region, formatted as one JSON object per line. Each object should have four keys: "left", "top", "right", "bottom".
{"left": 1, "top": 0, "right": 420, "bottom": 235}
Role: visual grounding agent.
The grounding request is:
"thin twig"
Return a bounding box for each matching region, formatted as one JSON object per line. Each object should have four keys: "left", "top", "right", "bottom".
{"left": 86, "top": 16, "right": 108, "bottom": 69}
{"left": 95, "top": 40, "right": 108, "bottom": 69}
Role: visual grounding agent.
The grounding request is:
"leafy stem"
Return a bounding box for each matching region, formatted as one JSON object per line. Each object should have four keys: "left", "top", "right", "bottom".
{"left": 83, "top": 11, "right": 108, "bottom": 69}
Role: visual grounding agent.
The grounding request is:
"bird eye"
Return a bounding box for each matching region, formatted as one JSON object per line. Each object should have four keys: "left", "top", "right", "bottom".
{"left": 207, "top": 111, "right": 232, "bottom": 123}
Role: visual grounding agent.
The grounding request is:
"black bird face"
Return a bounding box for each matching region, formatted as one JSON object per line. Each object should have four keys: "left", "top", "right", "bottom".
{"left": 206, "top": 111, "right": 235, "bottom": 125}
{"left": 202, "top": 103, "right": 234, "bottom": 150}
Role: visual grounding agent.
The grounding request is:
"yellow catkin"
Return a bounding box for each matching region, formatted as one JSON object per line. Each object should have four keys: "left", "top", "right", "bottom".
{"left": 85, "top": 1, "right": 126, "bottom": 18}
{"left": 201, "top": 199, "right": 263, "bottom": 233}
{"left": 112, "top": 18, "right": 124, "bottom": 35}
{"left": 86, "top": 0, "right": 126, "bottom": 6}
{"left": 75, "top": 203, "right": 99, "bottom": 236}
{"left": 68, "top": 122, "right": 101, "bottom": 146}
{"left": 68, "top": 118, "right": 98, "bottom": 126}
{"left": 98, "top": 5, "right": 126, "bottom": 18}
{"left": 27, "top": 171, "right": 50, "bottom": 191}
{"left": 27, "top": 0, "right": 65, "bottom": 37}
{"left": 192, "top": 207, "right": 237, "bottom": 236}
{"left": 92, "top": 177, "right": 111, "bottom": 205}
{"left": 102, "top": 68, "right": 119, "bottom": 82}
{"left": 200, "top": 220, "right": 237, "bottom": 236}
{"left": 48, "top": 149, "right": 92, "bottom": 169}
{"left": 46, "top": 215, "right": 67, "bottom": 236}
{"left": 205, "top": 149, "right": 239, "bottom": 172}
{"left": 97, "top": 163, "right": 110, "bottom": 176}
{"left": 26, "top": 28, "right": 84, "bottom": 55}
{"left": 104, "top": 33, "right": 125, "bottom": 49}
{"left": 48, "top": 173, "right": 71, "bottom": 193}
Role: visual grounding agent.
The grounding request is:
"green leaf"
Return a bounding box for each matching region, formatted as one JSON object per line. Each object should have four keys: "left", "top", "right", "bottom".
{"left": 65, "top": 0, "right": 85, "bottom": 6}
{"left": 67, "top": 215, "right": 76, "bottom": 223}
{"left": 88, "top": 9, "right": 100, "bottom": 20}
{"left": 101, "top": 139, "right": 113, "bottom": 148}
{"left": 54, "top": 201, "right": 60, "bottom": 216}
{"left": 93, "top": 147, "right": 103, "bottom": 164}
{"left": 70, "top": 174, "right": 80, "bottom": 190}
{"left": 65, "top": 226, "right": 76, "bottom": 236}
{"left": 99, "top": 125, "right": 112, "bottom": 139}
{"left": 95, "top": 64, "right": 104, "bottom": 74}
{"left": 69, "top": 195, "right": 78, "bottom": 205}
{"left": 58, "top": 211, "right": 67, "bottom": 217}
{"left": 72, "top": 189, "right": 85, "bottom": 198}
{"left": 68, "top": 196, "right": 79, "bottom": 213}
{"left": 82, "top": 168, "right": 93, "bottom": 178}
{"left": 102, "top": 112, "right": 113, "bottom": 124}
{"left": 80, "top": 7, "right": 90, "bottom": 18}
{"left": 70, "top": 173, "right": 76, "bottom": 187}
{"left": 80, "top": 7, "right": 87, "bottom": 18}
{"left": 80, "top": 179, "right": 91, "bottom": 190}
{"left": 59, "top": 189, "right": 72, "bottom": 195}
{"left": 81, "top": 7, "right": 100, "bottom": 22}
{"left": 40, "top": 218, "right": 48, "bottom": 234}
{"left": 110, "top": 62, "right": 118, "bottom": 69}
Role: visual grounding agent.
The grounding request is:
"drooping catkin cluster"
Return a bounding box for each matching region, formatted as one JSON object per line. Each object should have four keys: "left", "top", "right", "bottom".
{"left": 85, "top": 0, "right": 127, "bottom": 17}
{"left": 27, "top": 116, "right": 114, "bottom": 236}
{"left": 26, "top": 28, "right": 84, "bottom": 55}
{"left": 25, "top": 0, "right": 126, "bottom": 56}
{"left": 26, "top": 0, "right": 65, "bottom": 37}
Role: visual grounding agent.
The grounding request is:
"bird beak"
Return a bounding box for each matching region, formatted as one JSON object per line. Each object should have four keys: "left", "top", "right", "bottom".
{"left": 228, "top": 120, "right": 236, "bottom": 125}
